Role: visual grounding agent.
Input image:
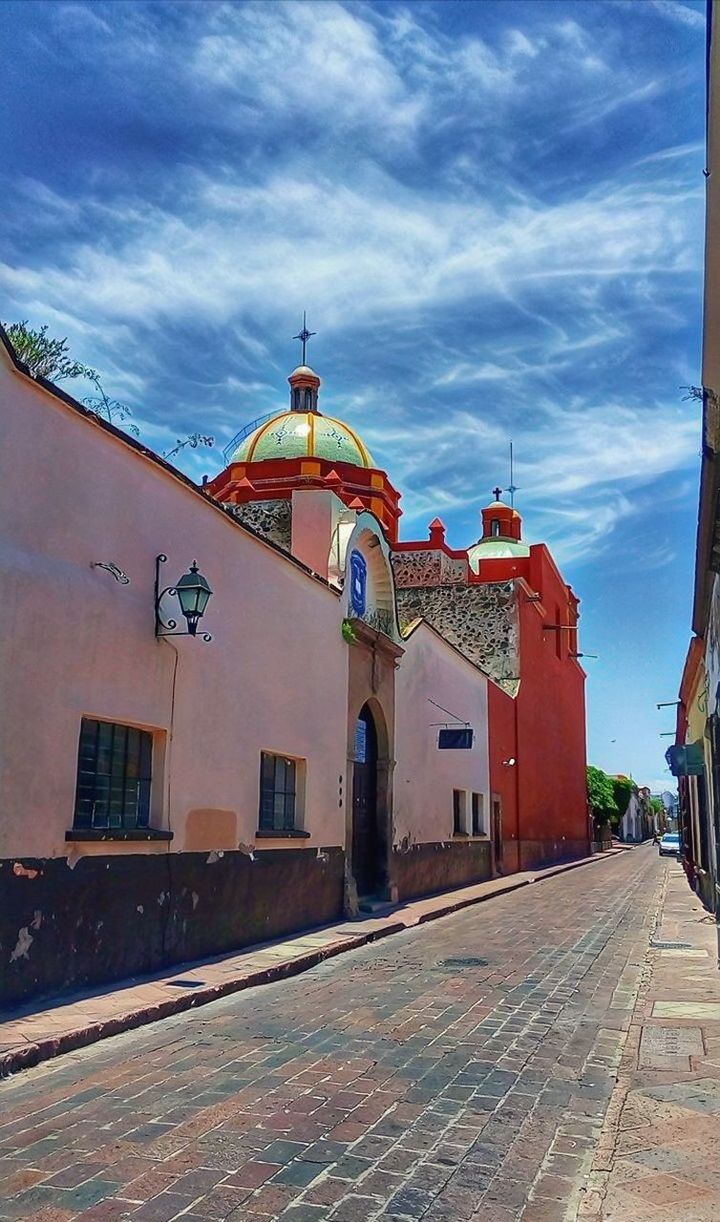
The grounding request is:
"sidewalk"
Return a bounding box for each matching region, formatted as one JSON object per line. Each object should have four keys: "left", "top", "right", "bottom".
{"left": 576, "top": 861, "right": 720, "bottom": 1221}
{"left": 0, "top": 849, "right": 622, "bottom": 1079}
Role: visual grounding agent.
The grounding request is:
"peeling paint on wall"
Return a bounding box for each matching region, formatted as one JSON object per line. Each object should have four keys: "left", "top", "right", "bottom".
{"left": 10, "top": 927, "right": 33, "bottom": 962}
{"left": 12, "top": 862, "right": 39, "bottom": 879}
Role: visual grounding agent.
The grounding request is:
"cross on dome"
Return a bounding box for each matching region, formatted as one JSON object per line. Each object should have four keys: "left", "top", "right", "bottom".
{"left": 292, "top": 311, "right": 317, "bottom": 365}
{"left": 492, "top": 486, "right": 503, "bottom": 501}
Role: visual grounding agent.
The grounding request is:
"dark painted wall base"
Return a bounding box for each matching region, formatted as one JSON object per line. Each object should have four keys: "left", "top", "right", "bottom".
{"left": 0, "top": 848, "right": 344, "bottom": 1007}
{"left": 516, "top": 838, "right": 589, "bottom": 871}
{"left": 392, "top": 838, "right": 492, "bottom": 901}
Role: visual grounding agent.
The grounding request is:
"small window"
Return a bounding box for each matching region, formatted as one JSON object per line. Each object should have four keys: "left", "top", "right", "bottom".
{"left": 453, "top": 789, "right": 467, "bottom": 836}
{"left": 73, "top": 718, "right": 152, "bottom": 831}
{"left": 491, "top": 519, "right": 501, "bottom": 537}
{"left": 472, "top": 792, "right": 485, "bottom": 836}
{"left": 259, "top": 753, "right": 298, "bottom": 832}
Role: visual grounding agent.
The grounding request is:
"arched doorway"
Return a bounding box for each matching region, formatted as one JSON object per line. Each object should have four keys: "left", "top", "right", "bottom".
{"left": 352, "top": 703, "right": 380, "bottom": 897}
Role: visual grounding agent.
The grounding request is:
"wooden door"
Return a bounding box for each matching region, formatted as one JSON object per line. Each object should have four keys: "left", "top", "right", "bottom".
{"left": 352, "top": 705, "right": 379, "bottom": 897}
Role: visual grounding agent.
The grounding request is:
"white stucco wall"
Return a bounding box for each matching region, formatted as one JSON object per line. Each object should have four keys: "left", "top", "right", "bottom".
{"left": 0, "top": 353, "right": 349, "bottom": 859}
{"left": 394, "top": 622, "right": 490, "bottom": 845}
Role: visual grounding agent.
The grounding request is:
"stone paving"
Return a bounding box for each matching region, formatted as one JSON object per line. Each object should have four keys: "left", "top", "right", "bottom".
{"left": 576, "top": 862, "right": 720, "bottom": 1221}
{"left": 1, "top": 859, "right": 611, "bottom": 1078}
{"left": 0, "top": 847, "right": 664, "bottom": 1221}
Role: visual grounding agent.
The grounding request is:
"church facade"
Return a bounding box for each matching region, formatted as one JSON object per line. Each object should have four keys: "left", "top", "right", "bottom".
{"left": 0, "top": 333, "right": 589, "bottom": 1005}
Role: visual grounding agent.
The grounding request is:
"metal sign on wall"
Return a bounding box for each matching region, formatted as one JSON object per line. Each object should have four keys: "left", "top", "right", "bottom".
{"left": 438, "top": 728, "right": 474, "bottom": 750}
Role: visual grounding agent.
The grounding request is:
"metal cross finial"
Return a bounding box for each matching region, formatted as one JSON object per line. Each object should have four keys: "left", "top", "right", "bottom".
{"left": 292, "top": 311, "right": 317, "bottom": 365}
{"left": 493, "top": 486, "right": 503, "bottom": 501}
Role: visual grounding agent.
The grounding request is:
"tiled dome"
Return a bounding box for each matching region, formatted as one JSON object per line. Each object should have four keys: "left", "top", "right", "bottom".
{"left": 231, "top": 410, "right": 374, "bottom": 467}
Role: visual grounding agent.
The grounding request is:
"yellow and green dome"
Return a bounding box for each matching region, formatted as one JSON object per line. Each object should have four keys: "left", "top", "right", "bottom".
{"left": 231, "top": 410, "right": 374, "bottom": 468}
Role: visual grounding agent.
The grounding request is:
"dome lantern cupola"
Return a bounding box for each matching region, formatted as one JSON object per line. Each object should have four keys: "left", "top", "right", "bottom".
{"left": 482, "top": 487, "right": 523, "bottom": 543}
{"left": 288, "top": 364, "right": 320, "bottom": 413}
{"left": 467, "top": 489, "right": 530, "bottom": 571}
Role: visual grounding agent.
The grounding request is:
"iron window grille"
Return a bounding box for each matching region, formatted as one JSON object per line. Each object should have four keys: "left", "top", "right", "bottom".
{"left": 259, "top": 753, "right": 297, "bottom": 832}
{"left": 73, "top": 718, "right": 152, "bottom": 831}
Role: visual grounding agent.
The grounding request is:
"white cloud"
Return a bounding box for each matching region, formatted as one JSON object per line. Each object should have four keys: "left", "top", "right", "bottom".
{"left": 193, "top": 0, "right": 423, "bottom": 145}
{"left": 649, "top": 1, "right": 706, "bottom": 30}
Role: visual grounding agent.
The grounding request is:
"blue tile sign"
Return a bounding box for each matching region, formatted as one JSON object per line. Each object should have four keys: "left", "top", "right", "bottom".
{"left": 349, "top": 549, "right": 367, "bottom": 617}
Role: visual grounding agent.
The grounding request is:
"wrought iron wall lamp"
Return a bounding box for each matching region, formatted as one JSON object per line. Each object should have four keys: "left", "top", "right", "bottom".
{"left": 155, "top": 555, "right": 213, "bottom": 642}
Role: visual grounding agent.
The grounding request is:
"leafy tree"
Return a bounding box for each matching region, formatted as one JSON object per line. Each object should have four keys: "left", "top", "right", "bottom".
{"left": 611, "top": 777, "right": 634, "bottom": 829}
{"left": 587, "top": 765, "right": 618, "bottom": 827}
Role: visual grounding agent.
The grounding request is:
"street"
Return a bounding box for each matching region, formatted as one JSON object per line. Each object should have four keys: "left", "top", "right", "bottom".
{"left": 0, "top": 849, "right": 664, "bottom": 1221}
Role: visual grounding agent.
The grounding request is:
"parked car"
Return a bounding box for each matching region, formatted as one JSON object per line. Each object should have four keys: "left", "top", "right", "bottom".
{"left": 658, "top": 832, "right": 681, "bottom": 858}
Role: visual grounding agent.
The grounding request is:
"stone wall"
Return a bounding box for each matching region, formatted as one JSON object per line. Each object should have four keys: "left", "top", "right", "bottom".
{"left": 226, "top": 499, "right": 292, "bottom": 552}
{"left": 392, "top": 549, "right": 467, "bottom": 587}
{"left": 395, "top": 581, "right": 519, "bottom": 686}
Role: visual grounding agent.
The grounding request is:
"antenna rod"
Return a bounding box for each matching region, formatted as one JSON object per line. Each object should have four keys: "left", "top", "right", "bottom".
{"left": 506, "top": 440, "right": 518, "bottom": 508}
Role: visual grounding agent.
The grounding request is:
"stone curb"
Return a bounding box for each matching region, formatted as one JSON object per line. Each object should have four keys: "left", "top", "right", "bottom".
{"left": 0, "top": 848, "right": 625, "bottom": 1079}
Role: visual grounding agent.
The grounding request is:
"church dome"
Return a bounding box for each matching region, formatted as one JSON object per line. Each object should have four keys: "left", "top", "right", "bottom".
{"left": 231, "top": 410, "right": 374, "bottom": 467}
{"left": 468, "top": 537, "right": 530, "bottom": 567}
{"left": 467, "top": 493, "right": 530, "bottom": 571}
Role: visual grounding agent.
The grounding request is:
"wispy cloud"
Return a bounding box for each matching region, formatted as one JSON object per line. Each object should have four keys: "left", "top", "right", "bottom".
{"left": 0, "top": 0, "right": 703, "bottom": 794}
{"left": 649, "top": 0, "right": 706, "bottom": 30}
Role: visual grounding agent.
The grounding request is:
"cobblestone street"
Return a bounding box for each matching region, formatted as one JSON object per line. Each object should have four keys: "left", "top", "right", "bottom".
{"left": 0, "top": 849, "right": 665, "bottom": 1221}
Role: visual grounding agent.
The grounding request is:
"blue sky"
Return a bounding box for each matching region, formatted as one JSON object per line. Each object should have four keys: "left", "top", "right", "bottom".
{"left": 0, "top": 0, "right": 707, "bottom": 790}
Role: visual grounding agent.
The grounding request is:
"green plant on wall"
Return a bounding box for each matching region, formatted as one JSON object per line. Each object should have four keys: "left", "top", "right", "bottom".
{"left": 341, "top": 618, "right": 358, "bottom": 644}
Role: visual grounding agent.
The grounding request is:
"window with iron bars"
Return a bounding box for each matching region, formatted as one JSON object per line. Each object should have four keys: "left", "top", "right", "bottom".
{"left": 259, "top": 752, "right": 298, "bottom": 832}
{"left": 73, "top": 718, "right": 152, "bottom": 830}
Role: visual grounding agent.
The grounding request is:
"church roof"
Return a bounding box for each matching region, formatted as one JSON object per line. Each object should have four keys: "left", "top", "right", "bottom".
{"left": 230, "top": 410, "right": 375, "bottom": 467}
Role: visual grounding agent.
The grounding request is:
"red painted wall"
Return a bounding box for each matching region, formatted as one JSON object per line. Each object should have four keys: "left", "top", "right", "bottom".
{"left": 488, "top": 682, "right": 520, "bottom": 874}
{"left": 486, "top": 546, "right": 589, "bottom": 869}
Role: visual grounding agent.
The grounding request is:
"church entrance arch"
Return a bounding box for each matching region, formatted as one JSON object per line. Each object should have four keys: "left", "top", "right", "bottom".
{"left": 352, "top": 703, "right": 381, "bottom": 898}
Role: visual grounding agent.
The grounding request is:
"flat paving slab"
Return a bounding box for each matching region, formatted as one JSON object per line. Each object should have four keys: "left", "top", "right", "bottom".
{"left": 576, "top": 866, "right": 720, "bottom": 1221}
{"left": 639, "top": 1025, "right": 704, "bottom": 1069}
{"left": 0, "top": 847, "right": 663, "bottom": 1221}
{"left": 652, "top": 1001, "right": 720, "bottom": 1020}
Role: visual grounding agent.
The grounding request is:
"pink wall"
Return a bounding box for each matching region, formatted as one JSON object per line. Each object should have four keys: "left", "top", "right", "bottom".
{"left": 394, "top": 623, "right": 490, "bottom": 845}
{"left": 0, "top": 352, "right": 350, "bottom": 860}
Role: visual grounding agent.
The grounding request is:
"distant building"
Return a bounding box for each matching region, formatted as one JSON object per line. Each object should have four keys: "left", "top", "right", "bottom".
{"left": 613, "top": 779, "right": 657, "bottom": 843}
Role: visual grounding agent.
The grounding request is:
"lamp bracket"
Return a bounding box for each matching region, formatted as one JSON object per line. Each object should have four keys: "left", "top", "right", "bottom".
{"left": 154, "top": 554, "right": 212, "bottom": 643}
